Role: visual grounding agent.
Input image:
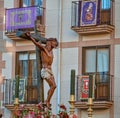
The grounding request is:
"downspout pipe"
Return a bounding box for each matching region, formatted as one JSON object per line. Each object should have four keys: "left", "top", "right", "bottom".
{"left": 56, "top": 0, "right": 63, "bottom": 112}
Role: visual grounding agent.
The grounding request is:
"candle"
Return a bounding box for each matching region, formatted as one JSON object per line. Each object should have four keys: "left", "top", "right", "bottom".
{"left": 15, "top": 75, "right": 20, "bottom": 98}
{"left": 70, "top": 69, "right": 75, "bottom": 95}
{"left": 88, "top": 74, "right": 93, "bottom": 98}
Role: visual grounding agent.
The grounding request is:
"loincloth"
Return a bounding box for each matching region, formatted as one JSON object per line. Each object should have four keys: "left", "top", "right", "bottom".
{"left": 41, "top": 68, "right": 53, "bottom": 79}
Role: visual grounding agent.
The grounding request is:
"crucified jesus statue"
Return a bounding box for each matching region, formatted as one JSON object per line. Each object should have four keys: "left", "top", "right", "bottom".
{"left": 25, "top": 32, "right": 58, "bottom": 108}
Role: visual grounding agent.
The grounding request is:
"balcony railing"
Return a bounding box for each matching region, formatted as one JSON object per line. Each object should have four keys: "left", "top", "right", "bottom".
{"left": 3, "top": 78, "right": 38, "bottom": 105}
{"left": 75, "top": 73, "right": 113, "bottom": 109}
{"left": 5, "top": 6, "right": 45, "bottom": 40}
{"left": 71, "top": 0, "right": 114, "bottom": 34}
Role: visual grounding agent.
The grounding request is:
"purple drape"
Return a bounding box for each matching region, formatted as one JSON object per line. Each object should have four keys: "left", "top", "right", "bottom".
{"left": 6, "top": 6, "right": 37, "bottom": 31}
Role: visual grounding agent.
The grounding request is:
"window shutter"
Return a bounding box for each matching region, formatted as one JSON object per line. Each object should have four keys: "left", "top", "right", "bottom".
{"left": 19, "top": 0, "right": 23, "bottom": 7}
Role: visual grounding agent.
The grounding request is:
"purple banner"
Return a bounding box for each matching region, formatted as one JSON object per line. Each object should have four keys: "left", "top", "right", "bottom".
{"left": 80, "top": 0, "right": 98, "bottom": 26}
{"left": 6, "top": 7, "right": 37, "bottom": 30}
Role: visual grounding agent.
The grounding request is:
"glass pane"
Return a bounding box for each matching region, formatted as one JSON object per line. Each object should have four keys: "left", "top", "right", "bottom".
{"left": 32, "top": 60, "right": 37, "bottom": 86}
{"left": 19, "top": 53, "right": 28, "bottom": 60}
{"left": 30, "top": 53, "right": 36, "bottom": 60}
{"left": 35, "top": 0, "right": 43, "bottom": 16}
{"left": 85, "top": 49, "right": 96, "bottom": 73}
{"left": 17, "top": 52, "right": 37, "bottom": 85}
{"left": 19, "top": 53, "right": 28, "bottom": 78}
{"left": 34, "top": 0, "right": 43, "bottom": 6}
{"left": 97, "top": 48, "right": 109, "bottom": 73}
{"left": 102, "top": 0, "right": 110, "bottom": 9}
{"left": 22, "top": 60, "right": 28, "bottom": 77}
{"left": 23, "top": 0, "right": 31, "bottom": 7}
{"left": 30, "top": 53, "right": 37, "bottom": 85}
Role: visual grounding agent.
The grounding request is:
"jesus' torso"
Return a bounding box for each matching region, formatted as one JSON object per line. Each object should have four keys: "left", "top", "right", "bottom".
{"left": 41, "top": 50, "right": 53, "bottom": 69}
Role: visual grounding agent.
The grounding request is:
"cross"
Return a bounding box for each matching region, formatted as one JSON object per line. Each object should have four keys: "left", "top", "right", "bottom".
{"left": 16, "top": 20, "right": 46, "bottom": 103}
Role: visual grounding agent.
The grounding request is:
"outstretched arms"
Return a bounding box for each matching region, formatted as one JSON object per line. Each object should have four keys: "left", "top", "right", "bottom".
{"left": 25, "top": 32, "right": 44, "bottom": 50}
{"left": 25, "top": 32, "right": 52, "bottom": 57}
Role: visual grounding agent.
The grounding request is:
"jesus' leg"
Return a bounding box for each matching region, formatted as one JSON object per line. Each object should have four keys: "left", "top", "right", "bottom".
{"left": 45, "top": 76, "right": 56, "bottom": 107}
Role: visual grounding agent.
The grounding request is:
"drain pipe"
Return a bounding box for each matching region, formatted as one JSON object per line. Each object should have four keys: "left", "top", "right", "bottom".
{"left": 56, "top": 0, "right": 63, "bottom": 112}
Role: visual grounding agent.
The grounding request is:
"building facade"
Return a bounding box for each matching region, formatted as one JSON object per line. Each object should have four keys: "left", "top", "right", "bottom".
{"left": 0, "top": 0, "right": 120, "bottom": 118}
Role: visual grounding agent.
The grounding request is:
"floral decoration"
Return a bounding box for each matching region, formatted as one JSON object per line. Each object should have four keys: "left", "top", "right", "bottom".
{"left": 13, "top": 103, "right": 78, "bottom": 118}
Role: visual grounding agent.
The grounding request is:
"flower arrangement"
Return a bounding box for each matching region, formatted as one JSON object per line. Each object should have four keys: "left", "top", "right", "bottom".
{"left": 13, "top": 103, "right": 78, "bottom": 118}
{"left": 57, "top": 104, "right": 69, "bottom": 118}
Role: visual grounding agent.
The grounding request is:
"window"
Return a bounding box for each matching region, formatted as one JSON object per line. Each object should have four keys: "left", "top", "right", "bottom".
{"left": 82, "top": 46, "right": 110, "bottom": 100}
{"left": 16, "top": 51, "right": 40, "bottom": 103}
{"left": 102, "top": 0, "right": 111, "bottom": 9}
{"left": 34, "top": 0, "right": 43, "bottom": 6}
{"left": 16, "top": 52, "right": 37, "bottom": 86}
{"left": 100, "top": 0, "right": 111, "bottom": 24}
{"left": 83, "top": 46, "right": 109, "bottom": 74}
{"left": 19, "top": 0, "right": 44, "bottom": 20}
{"left": 22, "top": 0, "right": 32, "bottom": 7}
{"left": 19, "top": 0, "right": 43, "bottom": 7}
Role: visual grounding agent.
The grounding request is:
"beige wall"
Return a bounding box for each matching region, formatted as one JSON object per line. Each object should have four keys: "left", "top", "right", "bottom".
{"left": 115, "top": 1, "right": 120, "bottom": 38}
{"left": 114, "top": 45, "right": 120, "bottom": 118}
{"left": 82, "top": 34, "right": 111, "bottom": 41}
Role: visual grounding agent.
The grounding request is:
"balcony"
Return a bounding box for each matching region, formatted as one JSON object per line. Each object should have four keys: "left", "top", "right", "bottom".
{"left": 3, "top": 78, "right": 38, "bottom": 106}
{"left": 71, "top": 0, "right": 115, "bottom": 35}
{"left": 5, "top": 6, "right": 45, "bottom": 41}
{"left": 75, "top": 74, "right": 113, "bottom": 109}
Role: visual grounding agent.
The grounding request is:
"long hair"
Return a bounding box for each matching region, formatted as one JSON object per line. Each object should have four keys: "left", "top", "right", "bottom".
{"left": 47, "top": 38, "right": 58, "bottom": 47}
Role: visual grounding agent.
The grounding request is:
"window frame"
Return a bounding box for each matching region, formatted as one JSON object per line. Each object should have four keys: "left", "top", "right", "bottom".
{"left": 16, "top": 51, "right": 37, "bottom": 86}
{"left": 82, "top": 46, "right": 111, "bottom": 100}
{"left": 82, "top": 45, "right": 110, "bottom": 75}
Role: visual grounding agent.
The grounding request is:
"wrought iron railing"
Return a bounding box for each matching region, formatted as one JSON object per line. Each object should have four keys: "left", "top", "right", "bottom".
{"left": 3, "top": 78, "right": 38, "bottom": 105}
{"left": 5, "top": 6, "right": 45, "bottom": 33}
{"left": 76, "top": 73, "right": 113, "bottom": 102}
{"left": 71, "top": 0, "right": 114, "bottom": 27}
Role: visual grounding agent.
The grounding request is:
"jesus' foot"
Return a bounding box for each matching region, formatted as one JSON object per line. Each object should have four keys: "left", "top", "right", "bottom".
{"left": 45, "top": 101, "right": 51, "bottom": 110}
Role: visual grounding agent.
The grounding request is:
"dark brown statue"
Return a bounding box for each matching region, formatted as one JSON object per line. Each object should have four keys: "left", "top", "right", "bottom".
{"left": 25, "top": 32, "right": 58, "bottom": 108}
{"left": 0, "top": 114, "right": 2, "bottom": 118}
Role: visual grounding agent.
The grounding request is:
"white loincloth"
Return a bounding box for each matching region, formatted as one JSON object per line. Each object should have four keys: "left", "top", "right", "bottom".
{"left": 41, "top": 68, "right": 53, "bottom": 79}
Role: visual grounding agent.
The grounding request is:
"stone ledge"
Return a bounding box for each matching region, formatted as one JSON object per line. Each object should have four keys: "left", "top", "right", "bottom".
{"left": 75, "top": 101, "right": 113, "bottom": 109}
